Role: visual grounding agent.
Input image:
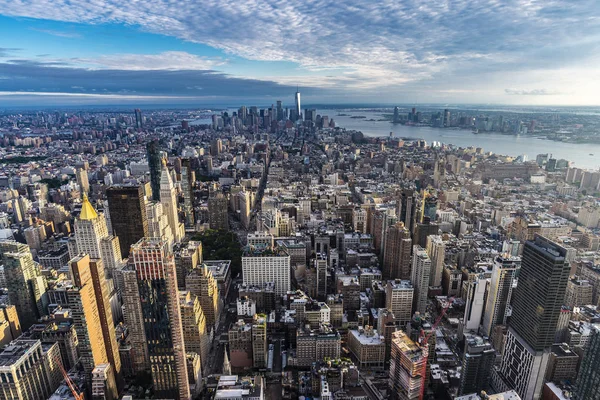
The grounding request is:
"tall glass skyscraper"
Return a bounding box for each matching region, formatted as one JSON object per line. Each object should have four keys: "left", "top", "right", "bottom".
{"left": 106, "top": 185, "right": 149, "bottom": 258}
{"left": 575, "top": 325, "right": 600, "bottom": 400}
{"left": 146, "top": 139, "right": 162, "bottom": 202}
{"left": 493, "top": 235, "right": 570, "bottom": 399}
{"left": 295, "top": 87, "right": 301, "bottom": 121}
{"left": 129, "top": 238, "right": 190, "bottom": 400}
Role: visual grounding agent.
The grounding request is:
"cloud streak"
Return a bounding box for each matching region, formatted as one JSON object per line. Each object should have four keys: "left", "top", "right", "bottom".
{"left": 1, "top": 0, "right": 599, "bottom": 90}
{"left": 30, "top": 28, "right": 81, "bottom": 38}
{"left": 0, "top": 60, "right": 326, "bottom": 98}
{"left": 505, "top": 88, "right": 562, "bottom": 96}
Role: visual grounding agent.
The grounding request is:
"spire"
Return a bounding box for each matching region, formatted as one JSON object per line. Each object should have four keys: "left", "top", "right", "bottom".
{"left": 222, "top": 345, "right": 231, "bottom": 375}
{"left": 160, "top": 164, "right": 173, "bottom": 189}
{"left": 79, "top": 193, "right": 98, "bottom": 220}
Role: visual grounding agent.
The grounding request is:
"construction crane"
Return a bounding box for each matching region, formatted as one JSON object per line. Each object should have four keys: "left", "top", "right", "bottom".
{"left": 418, "top": 297, "right": 454, "bottom": 400}
{"left": 54, "top": 355, "right": 84, "bottom": 400}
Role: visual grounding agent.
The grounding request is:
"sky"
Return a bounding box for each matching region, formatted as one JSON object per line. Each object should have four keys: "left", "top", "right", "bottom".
{"left": 0, "top": 0, "right": 599, "bottom": 107}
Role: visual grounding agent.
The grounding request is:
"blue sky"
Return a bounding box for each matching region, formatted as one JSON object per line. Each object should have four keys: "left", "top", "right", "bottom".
{"left": 0, "top": 1, "right": 599, "bottom": 106}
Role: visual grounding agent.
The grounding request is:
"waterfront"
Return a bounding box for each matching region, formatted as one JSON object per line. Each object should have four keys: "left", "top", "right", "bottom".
{"left": 323, "top": 108, "right": 600, "bottom": 170}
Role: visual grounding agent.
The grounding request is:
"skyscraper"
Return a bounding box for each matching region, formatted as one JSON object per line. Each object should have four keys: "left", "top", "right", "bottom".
{"left": 160, "top": 165, "right": 184, "bottom": 243}
{"left": 134, "top": 108, "right": 143, "bottom": 129}
{"left": 186, "top": 264, "right": 220, "bottom": 332}
{"left": 0, "top": 339, "right": 62, "bottom": 400}
{"left": 462, "top": 274, "right": 488, "bottom": 332}
{"left": 399, "top": 189, "right": 416, "bottom": 232}
{"left": 106, "top": 185, "right": 148, "bottom": 258}
{"left": 0, "top": 240, "right": 48, "bottom": 330}
{"left": 459, "top": 335, "right": 495, "bottom": 396}
{"left": 575, "top": 325, "right": 600, "bottom": 400}
{"left": 493, "top": 235, "right": 570, "bottom": 399}
{"left": 179, "top": 291, "right": 210, "bottom": 369}
{"left": 74, "top": 194, "right": 122, "bottom": 273}
{"left": 68, "top": 255, "right": 119, "bottom": 399}
{"left": 295, "top": 87, "right": 301, "bottom": 121}
{"left": 146, "top": 140, "right": 162, "bottom": 202}
{"left": 481, "top": 255, "right": 520, "bottom": 338}
{"left": 181, "top": 158, "right": 195, "bottom": 227}
{"left": 242, "top": 247, "right": 291, "bottom": 296}
{"left": 208, "top": 191, "right": 229, "bottom": 231}
{"left": 316, "top": 255, "right": 328, "bottom": 300}
{"left": 425, "top": 235, "right": 445, "bottom": 287}
{"left": 389, "top": 330, "right": 426, "bottom": 400}
{"left": 411, "top": 245, "right": 431, "bottom": 314}
{"left": 129, "top": 238, "right": 190, "bottom": 400}
{"left": 119, "top": 267, "right": 149, "bottom": 373}
{"left": 385, "top": 279, "right": 414, "bottom": 325}
{"left": 382, "top": 222, "right": 412, "bottom": 279}
{"left": 252, "top": 314, "right": 267, "bottom": 369}
{"left": 76, "top": 167, "right": 89, "bottom": 195}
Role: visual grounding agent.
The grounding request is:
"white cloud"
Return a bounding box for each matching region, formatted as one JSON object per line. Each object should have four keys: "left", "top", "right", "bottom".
{"left": 1, "top": 0, "right": 600, "bottom": 102}
{"left": 30, "top": 28, "right": 81, "bottom": 38}
{"left": 72, "top": 51, "right": 226, "bottom": 71}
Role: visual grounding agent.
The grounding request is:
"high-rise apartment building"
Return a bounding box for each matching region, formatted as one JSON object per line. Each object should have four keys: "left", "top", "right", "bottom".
{"left": 389, "top": 330, "right": 426, "bottom": 400}
{"left": 107, "top": 185, "right": 148, "bottom": 258}
{"left": 493, "top": 235, "right": 570, "bottom": 399}
{"left": 179, "top": 291, "right": 210, "bottom": 369}
{"left": 385, "top": 279, "right": 414, "bottom": 326}
{"left": 459, "top": 335, "right": 495, "bottom": 396}
{"left": 0, "top": 240, "right": 48, "bottom": 330}
{"left": 186, "top": 264, "right": 221, "bottom": 332}
{"left": 208, "top": 191, "right": 229, "bottom": 231}
{"left": 462, "top": 274, "right": 488, "bottom": 332}
{"left": 0, "top": 340, "right": 62, "bottom": 400}
{"left": 383, "top": 222, "right": 412, "bottom": 280}
{"left": 426, "top": 235, "right": 445, "bottom": 287}
{"left": 411, "top": 245, "right": 431, "bottom": 314}
{"left": 174, "top": 241, "right": 202, "bottom": 289}
{"left": 316, "top": 255, "right": 328, "bottom": 300}
{"left": 242, "top": 248, "right": 290, "bottom": 296}
{"left": 129, "top": 238, "right": 190, "bottom": 400}
{"left": 481, "top": 255, "right": 519, "bottom": 338}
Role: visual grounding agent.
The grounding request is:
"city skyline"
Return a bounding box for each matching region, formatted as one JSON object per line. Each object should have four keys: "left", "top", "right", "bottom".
{"left": 0, "top": 1, "right": 599, "bottom": 106}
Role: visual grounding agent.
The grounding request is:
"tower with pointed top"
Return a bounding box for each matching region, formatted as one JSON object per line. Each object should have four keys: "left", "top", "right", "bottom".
{"left": 74, "top": 194, "right": 123, "bottom": 273}
{"left": 222, "top": 345, "right": 231, "bottom": 375}
{"left": 160, "top": 165, "right": 184, "bottom": 243}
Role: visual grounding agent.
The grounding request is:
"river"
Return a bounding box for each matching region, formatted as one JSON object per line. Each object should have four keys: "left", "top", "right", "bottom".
{"left": 320, "top": 109, "right": 600, "bottom": 170}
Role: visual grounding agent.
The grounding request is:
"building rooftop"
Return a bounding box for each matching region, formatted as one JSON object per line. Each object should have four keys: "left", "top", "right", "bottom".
{"left": 349, "top": 327, "right": 384, "bottom": 345}
{"left": 204, "top": 260, "right": 231, "bottom": 278}
{"left": 0, "top": 339, "right": 40, "bottom": 367}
